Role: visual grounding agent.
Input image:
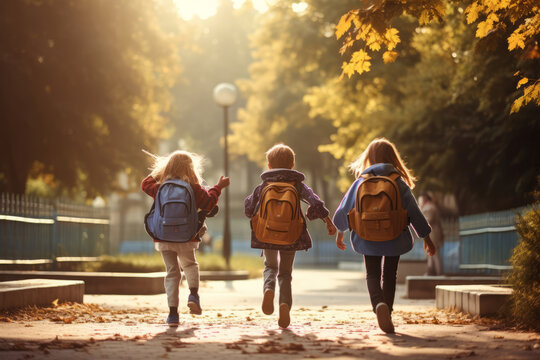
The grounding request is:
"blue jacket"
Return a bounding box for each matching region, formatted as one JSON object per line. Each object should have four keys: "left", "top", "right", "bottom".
{"left": 332, "top": 163, "right": 431, "bottom": 256}
{"left": 245, "top": 169, "right": 330, "bottom": 251}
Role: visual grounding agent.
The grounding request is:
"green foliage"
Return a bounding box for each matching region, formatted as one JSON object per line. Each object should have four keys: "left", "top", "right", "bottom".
{"left": 507, "top": 203, "right": 540, "bottom": 331}
{"left": 0, "top": 0, "right": 180, "bottom": 196}
{"left": 81, "top": 252, "right": 263, "bottom": 278}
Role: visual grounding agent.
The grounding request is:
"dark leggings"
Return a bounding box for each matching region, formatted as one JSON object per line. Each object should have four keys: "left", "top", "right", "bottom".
{"left": 364, "top": 255, "right": 400, "bottom": 313}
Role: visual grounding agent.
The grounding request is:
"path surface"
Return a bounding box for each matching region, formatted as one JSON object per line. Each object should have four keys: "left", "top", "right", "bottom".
{"left": 1, "top": 269, "right": 539, "bottom": 359}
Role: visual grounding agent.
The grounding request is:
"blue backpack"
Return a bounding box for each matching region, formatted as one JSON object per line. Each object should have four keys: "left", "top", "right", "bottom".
{"left": 144, "top": 179, "right": 199, "bottom": 242}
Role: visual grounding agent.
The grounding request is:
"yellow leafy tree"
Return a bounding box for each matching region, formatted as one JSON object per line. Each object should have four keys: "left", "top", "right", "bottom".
{"left": 337, "top": 0, "right": 540, "bottom": 113}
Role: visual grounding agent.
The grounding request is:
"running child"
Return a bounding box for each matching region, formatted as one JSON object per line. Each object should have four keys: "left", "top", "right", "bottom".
{"left": 141, "top": 150, "right": 230, "bottom": 326}
{"left": 332, "top": 138, "right": 436, "bottom": 333}
{"left": 244, "top": 144, "right": 337, "bottom": 328}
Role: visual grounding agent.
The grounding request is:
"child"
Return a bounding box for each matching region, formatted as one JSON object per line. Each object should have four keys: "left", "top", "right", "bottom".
{"left": 244, "top": 144, "right": 337, "bottom": 328}
{"left": 141, "top": 150, "right": 230, "bottom": 326}
{"left": 332, "top": 138, "right": 435, "bottom": 333}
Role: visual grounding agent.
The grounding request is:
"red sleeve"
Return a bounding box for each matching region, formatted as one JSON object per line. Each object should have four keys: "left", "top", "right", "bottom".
{"left": 192, "top": 183, "right": 222, "bottom": 211}
{"left": 141, "top": 175, "right": 160, "bottom": 199}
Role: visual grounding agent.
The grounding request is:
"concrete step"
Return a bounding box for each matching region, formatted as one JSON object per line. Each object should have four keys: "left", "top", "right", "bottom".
{"left": 435, "top": 284, "right": 512, "bottom": 316}
{"left": 0, "top": 279, "right": 84, "bottom": 310}
{"left": 0, "top": 270, "right": 249, "bottom": 295}
{"left": 0, "top": 259, "right": 53, "bottom": 271}
{"left": 397, "top": 260, "right": 427, "bottom": 284}
{"left": 406, "top": 275, "right": 503, "bottom": 299}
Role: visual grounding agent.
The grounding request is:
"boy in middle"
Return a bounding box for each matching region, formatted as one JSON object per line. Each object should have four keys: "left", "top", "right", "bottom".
{"left": 244, "top": 144, "right": 337, "bottom": 328}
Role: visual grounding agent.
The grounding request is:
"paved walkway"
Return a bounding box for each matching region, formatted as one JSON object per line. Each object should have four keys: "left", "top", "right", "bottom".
{"left": 0, "top": 269, "right": 539, "bottom": 359}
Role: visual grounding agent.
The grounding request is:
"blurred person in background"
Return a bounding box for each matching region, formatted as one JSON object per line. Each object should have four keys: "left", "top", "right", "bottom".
{"left": 419, "top": 192, "right": 444, "bottom": 275}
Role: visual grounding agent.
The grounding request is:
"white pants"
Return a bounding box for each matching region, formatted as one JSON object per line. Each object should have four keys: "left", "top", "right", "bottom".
{"left": 156, "top": 241, "right": 199, "bottom": 307}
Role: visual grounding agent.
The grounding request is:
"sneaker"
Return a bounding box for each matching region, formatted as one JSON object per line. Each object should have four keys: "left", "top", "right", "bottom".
{"left": 166, "top": 313, "right": 179, "bottom": 327}
{"left": 375, "top": 302, "right": 394, "bottom": 333}
{"left": 278, "top": 303, "right": 290, "bottom": 329}
{"left": 262, "top": 289, "right": 275, "bottom": 315}
{"left": 187, "top": 294, "right": 202, "bottom": 315}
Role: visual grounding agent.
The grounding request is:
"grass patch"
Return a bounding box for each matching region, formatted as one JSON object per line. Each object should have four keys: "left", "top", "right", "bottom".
{"left": 79, "top": 252, "right": 263, "bottom": 278}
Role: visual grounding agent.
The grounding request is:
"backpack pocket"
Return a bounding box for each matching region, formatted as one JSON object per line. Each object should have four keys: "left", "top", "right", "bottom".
{"left": 161, "top": 217, "right": 191, "bottom": 239}
{"left": 361, "top": 211, "right": 392, "bottom": 239}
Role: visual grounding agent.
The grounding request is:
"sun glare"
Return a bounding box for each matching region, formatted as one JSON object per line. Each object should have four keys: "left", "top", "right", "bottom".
{"left": 172, "top": 0, "right": 271, "bottom": 20}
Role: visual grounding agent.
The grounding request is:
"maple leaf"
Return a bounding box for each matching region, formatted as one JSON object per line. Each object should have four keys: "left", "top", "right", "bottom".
{"left": 351, "top": 50, "right": 371, "bottom": 74}
{"left": 367, "top": 32, "right": 382, "bottom": 51}
{"left": 384, "top": 28, "right": 400, "bottom": 50}
{"left": 508, "top": 32, "right": 526, "bottom": 50}
{"left": 382, "top": 51, "right": 398, "bottom": 63}
{"left": 511, "top": 96, "right": 524, "bottom": 114}
{"left": 465, "top": 3, "right": 481, "bottom": 24}
{"left": 340, "top": 61, "right": 356, "bottom": 79}
{"left": 476, "top": 20, "right": 493, "bottom": 38}
{"left": 516, "top": 77, "right": 528, "bottom": 89}
{"left": 336, "top": 12, "right": 355, "bottom": 40}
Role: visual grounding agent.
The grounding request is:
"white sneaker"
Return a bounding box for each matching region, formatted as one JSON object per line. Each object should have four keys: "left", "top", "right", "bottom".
{"left": 375, "top": 302, "right": 394, "bottom": 333}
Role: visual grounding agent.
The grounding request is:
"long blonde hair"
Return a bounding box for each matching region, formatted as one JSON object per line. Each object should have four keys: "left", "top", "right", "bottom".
{"left": 149, "top": 150, "right": 204, "bottom": 185}
{"left": 349, "top": 138, "right": 416, "bottom": 189}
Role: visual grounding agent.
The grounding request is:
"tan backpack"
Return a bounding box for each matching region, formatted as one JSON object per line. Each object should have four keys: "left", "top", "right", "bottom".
{"left": 347, "top": 173, "right": 408, "bottom": 241}
{"left": 251, "top": 182, "right": 304, "bottom": 245}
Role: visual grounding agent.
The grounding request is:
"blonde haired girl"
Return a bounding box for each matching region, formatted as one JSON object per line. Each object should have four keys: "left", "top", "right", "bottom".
{"left": 142, "top": 150, "right": 230, "bottom": 326}
{"left": 333, "top": 138, "right": 435, "bottom": 333}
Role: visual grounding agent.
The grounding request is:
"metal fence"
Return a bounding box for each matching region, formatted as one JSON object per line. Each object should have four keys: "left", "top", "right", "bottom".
{"left": 459, "top": 207, "right": 526, "bottom": 275}
{"left": 0, "top": 193, "right": 110, "bottom": 260}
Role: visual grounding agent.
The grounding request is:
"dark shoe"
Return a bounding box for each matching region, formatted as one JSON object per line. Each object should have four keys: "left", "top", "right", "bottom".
{"left": 278, "top": 303, "right": 290, "bottom": 329}
{"left": 375, "top": 302, "right": 394, "bottom": 333}
{"left": 188, "top": 294, "right": 202, "bottom": 315}
{"left": 166, "top": 313, "right": 179, "bottom": 327}
{"left": 262, "top": 289, "right": 275, "bottom": 315}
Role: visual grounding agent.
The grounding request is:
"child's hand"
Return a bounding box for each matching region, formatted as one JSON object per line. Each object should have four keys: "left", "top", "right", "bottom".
{"left": 217, "top": 176, "right": 230, "bottom": 189}
{"left": 323, "top": 217, "right": 337, "bottom": 236}
{"left": 336, "top": 232, "right": 346, "bottom": 251}
{"left": 424, "top": 236, "right": 436, "bottom": 256}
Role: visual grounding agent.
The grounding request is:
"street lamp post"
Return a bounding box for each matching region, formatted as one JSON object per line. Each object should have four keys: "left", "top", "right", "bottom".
{"left": 213, "top": 83, "right": 237, "bottom": 268}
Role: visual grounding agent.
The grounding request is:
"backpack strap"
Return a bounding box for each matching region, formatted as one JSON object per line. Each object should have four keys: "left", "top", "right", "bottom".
{"left": 389, "top": 172, "right": 401, "bottom": 181}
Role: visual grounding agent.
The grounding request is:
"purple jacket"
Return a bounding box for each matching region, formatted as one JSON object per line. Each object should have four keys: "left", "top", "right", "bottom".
{"left": 244, "top": 169, "right": 330, "bottom": 251}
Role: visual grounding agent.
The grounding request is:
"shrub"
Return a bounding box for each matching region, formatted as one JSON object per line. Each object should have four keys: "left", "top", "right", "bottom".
{"left": 507, "top": 204, "right": 540, "bottom": 331}
{"left": 79, "top": 252, "right": 263, "bottom": 278}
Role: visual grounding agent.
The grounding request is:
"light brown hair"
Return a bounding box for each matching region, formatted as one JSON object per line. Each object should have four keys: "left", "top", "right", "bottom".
{"left": 266, "top": 144, "right": 295, "bottom": 169}
{"left": 150, "top": 150, "right": 204, "bottom": 185}
{"left": 349, "top": 138, "right": 416, "bottom": 188}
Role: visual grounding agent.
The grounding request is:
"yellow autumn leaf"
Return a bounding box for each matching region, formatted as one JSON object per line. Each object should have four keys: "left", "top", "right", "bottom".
{"left": 508, "top": 32, "right": 526, "bottom": 50}
{"left": 475, "top": 20, "right": 493, "bottom": 38}
{"left": 516, "top": 77, "right": 528, "bottom": 89}
{"left": 348, "top": 50, "right": 372, "bottom": 75}
{"left": 351, "top": 49, "right": 371, "bottom": 63}
{"left": 487, "top": 12, "right": 499, "bottom": 23}
{"left": 419, "top": 10, "right": 431, "bottom": 25}
{"left": 510, "top": 96, "right": 524, "bottom": 114}
{"left": 384, "top": 28, "right": 400, "bottom": 50}
{"left": 382, "top": 51, "right": 398, "bottom": 64}
{"left": 336, "top": 12, "right": 354, "bottom": 40}
{"left": 465, "top": 3, "right": 481, "bottom": 24}
{"left": 340, "top": 61, "right": 356, "bottom": 79}
{"left": 52, "top": 299, "right": 59, "bottom": 307}
{"left": 367, "top": 32, "right": 382, "bottom": 51}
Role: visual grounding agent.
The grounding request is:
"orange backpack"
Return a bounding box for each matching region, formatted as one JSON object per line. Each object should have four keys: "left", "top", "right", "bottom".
{"left": 251, "top": 182, "right": 304, "bottom": 245}
{"left": 347, "top": 173, "right": 408, "bottom": 241}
